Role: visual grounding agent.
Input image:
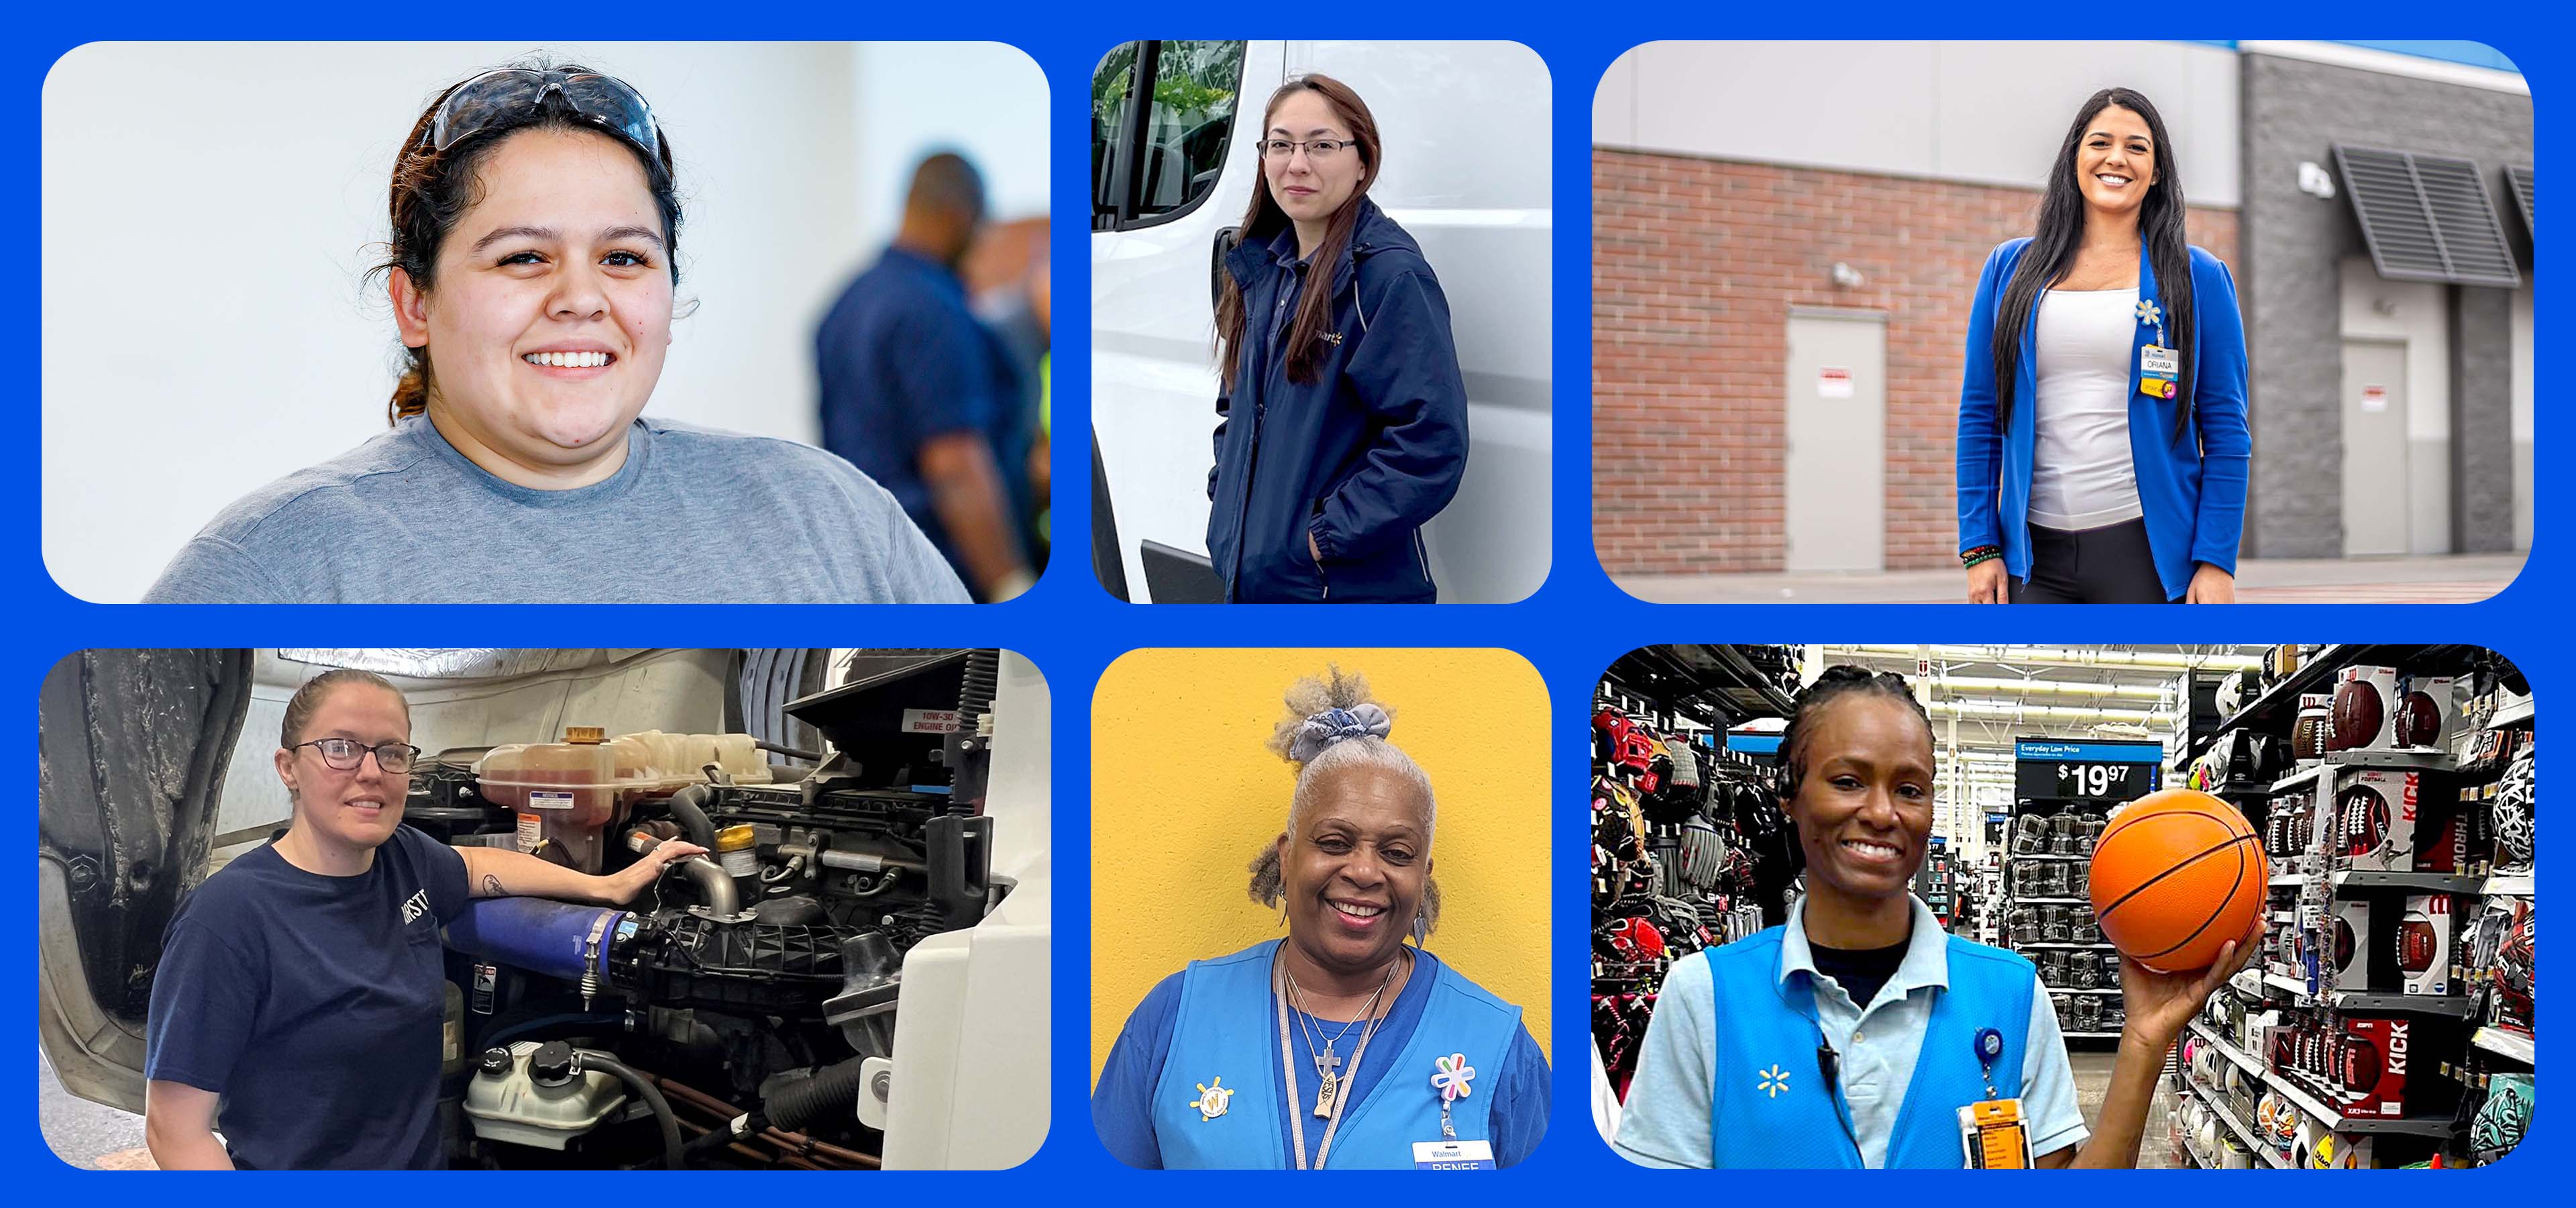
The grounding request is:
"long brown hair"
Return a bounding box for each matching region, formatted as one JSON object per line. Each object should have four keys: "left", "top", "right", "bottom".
{"left": 372, "top": 62, "right": 684, "bottom": 425}
{"left": 1215, "top": 74, "right": 1381, "bottom": 391}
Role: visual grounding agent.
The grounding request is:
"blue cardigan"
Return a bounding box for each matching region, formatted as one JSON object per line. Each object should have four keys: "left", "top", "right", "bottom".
{"left": 1955, "top": 238, "right": 2251, "bottom": 601}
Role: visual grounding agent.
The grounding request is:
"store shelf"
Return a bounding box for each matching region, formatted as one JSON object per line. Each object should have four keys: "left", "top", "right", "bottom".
{"left": 2263, "top": 1068, "right": 2461, "bottom": 1137}
{"left": 2192, "top": 645, "right": 2483, "bottom": 760}
{"left": 2186, "top": 1076, "right": 2289, "bottom": 1168}
{"left": 2268, "top": 764, "right": 2329, "bottom": 795}
{"left": 2471, "top": 1027, "right": 2536, "bottom": 1064}
{"left": 2270, "top": 873, "right": 2304, "bottom": 887}
{"left": 2211, "top": 779, "right": 2273, "bottom": 799}
{"left": 2485, "top": 872, "right": 2536, "bottom": 896}
{"left": 2190, "top": 1021, "right": 2266, "bottom": 1077}
{"left": 2010, "top": 896, "right": 2090, "bottom": 905}
{"left": 2278, "top": 869, "right": 2486, "bottom": 893}
{"left": 2328, "top": 748, "right": 2459, "bottom": 772}
{"left": 2061, "top": 1030, "right": 2124, "bottom": 1038}
{"left": 2017, "top": 942, "right": 2116, "bottom": 950}
{"left": 2261, "top": 972, "right": 2478, "bottom": 1017}
{"left": 2043, "top": 986, "right": 2120, "bottom": 996}
{"left": 2487, "top": 697, "right": 2536, "bottom": 729}
{"left": 2012, "top": 852, "right": 2091, "bottom": 862}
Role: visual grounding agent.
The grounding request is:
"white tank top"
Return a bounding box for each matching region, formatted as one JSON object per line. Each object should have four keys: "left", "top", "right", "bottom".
{"left": 2029, "top": 287, "right": 2145, "bottom": 530}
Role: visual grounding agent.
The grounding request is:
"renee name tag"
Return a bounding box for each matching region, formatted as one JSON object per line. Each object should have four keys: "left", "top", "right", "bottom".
{"left": 1413, "top": 1139, "right": 1496, "bottom": 1169}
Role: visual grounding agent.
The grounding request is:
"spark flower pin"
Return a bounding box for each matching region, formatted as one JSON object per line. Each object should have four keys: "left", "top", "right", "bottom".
{"left": 1759, "top": 1064, "right": 1792, "bottom": 1099}
{"left": 1191, "top": 1076, "right": 1234, "bottom": 1121}
{"left": 2135, "top": 299, "right": 2163, "bottom": 329}
{"left": 1432, "top": 1053, "right": 1477, "bottom": 1103}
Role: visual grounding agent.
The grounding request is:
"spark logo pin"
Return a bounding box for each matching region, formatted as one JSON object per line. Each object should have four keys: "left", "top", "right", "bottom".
{"left": 1190, "top": 1076, "right": 1234, "bottom": 1121}
{"left": 1759, "top": 1064, "right": 1792, "bottom": 1099}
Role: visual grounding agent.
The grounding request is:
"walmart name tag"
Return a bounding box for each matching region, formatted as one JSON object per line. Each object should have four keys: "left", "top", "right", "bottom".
{"left": 1413, "top": 1140, "right": 1496, "bottom": 1169}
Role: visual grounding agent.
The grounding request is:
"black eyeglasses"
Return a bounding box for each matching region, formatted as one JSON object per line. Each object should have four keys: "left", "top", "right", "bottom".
{"left": 292, "top": 738, "right": 423, "bottom": 774}
{"left": 1260, "top": 138, "right": 1356, "bottom": 160}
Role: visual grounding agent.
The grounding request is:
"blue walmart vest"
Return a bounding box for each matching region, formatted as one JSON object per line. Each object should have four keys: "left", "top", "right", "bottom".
{"left": 1705, "top": 927, "right": 2035, "bottom": 1168}
{"left": 1150, "top": 940, "right": 1522, "bottom": 1168}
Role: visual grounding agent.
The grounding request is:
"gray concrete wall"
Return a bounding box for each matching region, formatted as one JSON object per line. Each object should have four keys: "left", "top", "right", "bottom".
{"left": 2239, "top": 52, "right": 2532, "bottom": 557}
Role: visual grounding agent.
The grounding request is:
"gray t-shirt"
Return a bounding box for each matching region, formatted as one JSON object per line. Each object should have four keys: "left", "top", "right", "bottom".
{"left": 143, "top": 416, "right": 971, "bottom": 604}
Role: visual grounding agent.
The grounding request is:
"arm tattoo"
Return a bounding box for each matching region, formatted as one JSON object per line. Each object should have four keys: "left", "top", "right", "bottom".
{"left": 482, "top": 873, "right": 506, "bottom": 898}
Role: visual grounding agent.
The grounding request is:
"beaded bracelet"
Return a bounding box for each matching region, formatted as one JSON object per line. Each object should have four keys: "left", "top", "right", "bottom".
{"left": 1962, "top": 548, "right": 2001, "bottom": 569}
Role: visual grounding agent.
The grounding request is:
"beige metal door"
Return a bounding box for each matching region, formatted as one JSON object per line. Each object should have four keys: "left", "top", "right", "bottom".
{"left": 1785, "top": 310, "right": 1886, "bottom": 572}
{"left": 2341, "top": 340, "right": 2408, "bottom": 558}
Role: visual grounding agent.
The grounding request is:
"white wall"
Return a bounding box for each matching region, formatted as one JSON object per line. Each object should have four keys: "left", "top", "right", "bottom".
{"left": 43, "top": 42, "right": 1045, "bottom": 603}
{"left": 1597, "top": 41, "right": 2241, "bottom": 206}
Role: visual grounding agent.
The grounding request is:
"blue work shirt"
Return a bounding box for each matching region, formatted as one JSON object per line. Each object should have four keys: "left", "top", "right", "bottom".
{"left": 144, "top": 826, "right": 471, "bottom": 1169}
{"left": 1613, "top": 895, "right": 2088, "bottom": 1168}
{"left": 816, "top": 246, "right": 1028, "bottom": 570}
{"left": 1093, "top": 946, "right": 1550, "bottom": 1168}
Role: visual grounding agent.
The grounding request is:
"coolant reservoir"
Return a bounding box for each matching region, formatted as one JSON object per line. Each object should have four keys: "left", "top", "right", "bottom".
{"left": 613, "top": 729, "right": 777, "bottom": 795}
{"left": 477, "top": 727, "right": 648, "bottom": 874}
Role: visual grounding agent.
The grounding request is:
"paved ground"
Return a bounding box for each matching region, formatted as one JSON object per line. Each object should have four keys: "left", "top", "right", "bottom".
{"left": 1618, "top": 553, "right": 2527, "bottom": 605}
{"left": 38, "top": 1048, "right": 151, "bottom": 1169}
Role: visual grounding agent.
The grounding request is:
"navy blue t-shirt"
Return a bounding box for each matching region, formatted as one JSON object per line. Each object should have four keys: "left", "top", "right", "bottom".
{"left": 144, "top": 825, "right": 470, "bottom": 1169}
{"left": 815, "top": 246, "right": 1029, "bottom": 570}
{"left": 1091, "top": 948, "right": 1551, "bottom": 1168}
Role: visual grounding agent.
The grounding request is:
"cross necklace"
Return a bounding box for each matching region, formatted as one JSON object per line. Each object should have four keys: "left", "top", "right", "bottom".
{"left": 1285, "top": 956, "right": 1400, "bottom": 1118}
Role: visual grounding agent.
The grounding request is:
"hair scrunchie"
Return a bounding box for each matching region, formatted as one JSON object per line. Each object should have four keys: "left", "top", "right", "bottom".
{"left": 1287, "top": 704, "right": 1393, "bottom": 764}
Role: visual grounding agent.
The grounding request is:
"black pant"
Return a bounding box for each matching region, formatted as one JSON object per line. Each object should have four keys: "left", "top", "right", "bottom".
{"left": 2010, "top": 518, "right": 2175, "bottom": 604}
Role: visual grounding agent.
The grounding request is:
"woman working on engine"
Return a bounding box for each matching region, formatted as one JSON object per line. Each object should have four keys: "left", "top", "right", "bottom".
{"left": 141, "top": 668, "right": 707, "bottom": 1169}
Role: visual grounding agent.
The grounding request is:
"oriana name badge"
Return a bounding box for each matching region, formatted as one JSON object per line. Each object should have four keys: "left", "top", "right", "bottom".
{"left": 1412, "top": 1139, "right": 1496, "bottom": 1169}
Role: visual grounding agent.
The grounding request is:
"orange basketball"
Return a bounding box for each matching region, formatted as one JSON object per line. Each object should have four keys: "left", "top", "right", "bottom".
{"left": 2089, "top": 788, "right": 2263, "bottom": 973}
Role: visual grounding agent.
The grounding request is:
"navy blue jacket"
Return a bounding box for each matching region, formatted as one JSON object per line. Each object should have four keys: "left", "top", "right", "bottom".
{"left": 1956, "top": 238, "right": 2251, "bottom": 601}
{"left": 1205, "top": 199, "right": 1468, "bottom": 603}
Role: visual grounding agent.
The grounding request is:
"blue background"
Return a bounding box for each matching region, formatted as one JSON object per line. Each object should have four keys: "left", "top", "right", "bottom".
{"left": 13, "top": 8, "right": 2558, "bottom": 1190}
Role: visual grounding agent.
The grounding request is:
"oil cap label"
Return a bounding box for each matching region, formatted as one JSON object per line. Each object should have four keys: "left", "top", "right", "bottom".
{"left": 527, "top": 790, "right": 575, "bottom": 810}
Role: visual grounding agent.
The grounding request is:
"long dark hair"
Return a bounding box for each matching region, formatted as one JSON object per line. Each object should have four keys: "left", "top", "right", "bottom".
{"left": 374, "top": 60, "right": 684, "bottom": 425}
{"left": 1992, "top": 87, "right": 2195, "bottom": 440}
{"left": 1215, "top": 74, "right": 1381, "bottom": 391}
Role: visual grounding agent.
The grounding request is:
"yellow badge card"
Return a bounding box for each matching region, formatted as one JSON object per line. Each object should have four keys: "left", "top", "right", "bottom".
{"left": 1957, "top": 1098, "right": 2032, "bottom": 1169}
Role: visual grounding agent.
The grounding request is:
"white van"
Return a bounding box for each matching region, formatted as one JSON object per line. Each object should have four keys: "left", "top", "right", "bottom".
{"left": 1089, "top": 40, "right": 1552, "bottom": 603}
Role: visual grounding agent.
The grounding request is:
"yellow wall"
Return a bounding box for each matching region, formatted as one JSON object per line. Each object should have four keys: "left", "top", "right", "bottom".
{"left": 1091, "top": 648, "right": 1552, "bottom": 1083}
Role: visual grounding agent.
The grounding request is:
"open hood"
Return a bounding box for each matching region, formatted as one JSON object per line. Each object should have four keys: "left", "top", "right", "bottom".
{"left": 38, "top": 650, "right": 253, "bottom": 1113}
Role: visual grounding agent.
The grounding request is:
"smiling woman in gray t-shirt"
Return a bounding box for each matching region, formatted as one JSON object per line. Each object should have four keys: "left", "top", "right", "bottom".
{"left": 144, "top": 60, "right": 967, "bottom": 605}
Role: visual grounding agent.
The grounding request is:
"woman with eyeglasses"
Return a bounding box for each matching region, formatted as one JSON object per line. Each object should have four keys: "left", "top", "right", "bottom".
{"left": 142, "top": 60, "right": 969, "bottom": 604}
{"left": 1956, "top": 87, "right": 2251, "bottom": 605}
{"left": 140, "top": 669, "right": 708, "bottom": 1168}
{"left": 1205, "top": 74, "right": 1469, "bottom": 604}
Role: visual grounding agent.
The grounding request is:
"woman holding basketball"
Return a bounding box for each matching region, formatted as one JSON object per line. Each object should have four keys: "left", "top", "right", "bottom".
{"left": 1610, "top": 667, "right": 2260, "bottom": 1168}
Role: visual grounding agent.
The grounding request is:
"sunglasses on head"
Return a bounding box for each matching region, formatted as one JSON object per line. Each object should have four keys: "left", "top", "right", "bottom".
{"left": 426, "top": 66, "right": 662, "bottom": 161}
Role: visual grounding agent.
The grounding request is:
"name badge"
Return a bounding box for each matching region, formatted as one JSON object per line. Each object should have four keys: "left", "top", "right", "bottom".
{"left": 1412, "top": 1139, "right": 1496, "bottom": 1169}
{"left": 2138, "top": 344, "right": 2180, "bottom": 399}
{"left": 1957, "top": 1099, "right": 2032, "bottom": 1169}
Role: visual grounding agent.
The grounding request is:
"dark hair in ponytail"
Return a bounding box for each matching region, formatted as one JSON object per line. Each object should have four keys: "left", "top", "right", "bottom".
{"left": 1214, "top": 73, "right": 1381, "bottom": 391}
{"left": 1991, "top": 87, "right": 2196, "bottom": 441}
{"left": 372, "top": 58, "right": 684, "bottom": 425}
{"left": 1778, "top": 666, "right": 1933, "bottom": 798}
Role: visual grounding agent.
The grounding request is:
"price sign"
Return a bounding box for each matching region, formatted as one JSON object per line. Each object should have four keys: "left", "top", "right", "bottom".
{"left": 2013, "top": 738, "right": 2162, "bottom": 802}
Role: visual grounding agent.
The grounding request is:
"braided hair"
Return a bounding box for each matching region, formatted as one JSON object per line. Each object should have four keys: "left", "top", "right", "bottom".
{"left": 1776, "top": 665, "right": 1933, "bottom": 799}
{"left": 1246, "top": 665, "right": 1442, "bottom": 936}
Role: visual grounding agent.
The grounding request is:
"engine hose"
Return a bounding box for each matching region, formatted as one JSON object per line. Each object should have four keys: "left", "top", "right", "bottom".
{"left": 666, "top": 783, "right": 718, "bottom": 850}
{"left": 576, "top": 1050, "right": 684, "bottom": 1170}
{"left": 763, "top": 1056, "right": 869, "bottom": 1134}
{"left": 480, "top": 1012, "right": 623, "bottom": 1052}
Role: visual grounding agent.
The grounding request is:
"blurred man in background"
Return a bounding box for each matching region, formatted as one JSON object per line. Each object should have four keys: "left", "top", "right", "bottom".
{"left": 818, "top": 153, "right": 1036, "bottom": 601}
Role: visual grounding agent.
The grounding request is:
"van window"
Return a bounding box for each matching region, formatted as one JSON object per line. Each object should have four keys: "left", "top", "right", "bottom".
{"left": 1093, "top": 40, "right": 1246, "bottom": 231}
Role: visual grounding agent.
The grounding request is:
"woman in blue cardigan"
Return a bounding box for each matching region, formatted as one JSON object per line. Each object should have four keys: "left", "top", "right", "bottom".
{"left": 1956, "top": 87, "right": 2251, "bottom": 603}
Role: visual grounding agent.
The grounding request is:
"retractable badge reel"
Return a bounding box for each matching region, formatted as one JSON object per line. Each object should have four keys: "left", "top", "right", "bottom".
{"left": 2136, "top": 300, "right": 2180, "bottom": 401}
{"left": 1413, "top": 1053, "right": 1495, "bottom": 1169}
{"left": 1957, "top": 1027, "right": 2033, "bottom": 1169}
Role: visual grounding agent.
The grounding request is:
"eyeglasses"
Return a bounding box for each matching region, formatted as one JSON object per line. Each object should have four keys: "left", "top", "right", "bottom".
{"left": 1260, "top": 138, "right": 1356, "bottom": 161}
{"left": 425, "top": 66, "right": 663, "bottom": 160}
{"left": 292, "top": 738, "right": 423, "bottom": 775}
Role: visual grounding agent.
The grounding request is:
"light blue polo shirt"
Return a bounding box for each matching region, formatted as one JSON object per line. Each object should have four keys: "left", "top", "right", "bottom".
{"left": 1612, "top": 894, "right": 2088, "bottom": 1168}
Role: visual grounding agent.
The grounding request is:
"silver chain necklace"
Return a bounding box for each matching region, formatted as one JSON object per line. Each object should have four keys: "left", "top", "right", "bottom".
{"left": 1283, "top": 955, "right": 1399, "bottom": 1118}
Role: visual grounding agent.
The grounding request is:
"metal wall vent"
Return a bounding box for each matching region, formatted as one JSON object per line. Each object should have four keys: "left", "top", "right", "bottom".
{"left": 2332, "top": 144, "right": 2522, "bottom": 287}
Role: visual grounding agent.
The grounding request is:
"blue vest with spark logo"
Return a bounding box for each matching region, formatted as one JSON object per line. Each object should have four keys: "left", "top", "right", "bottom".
{"left": 1149, "top": 940, "right": 1521, "bottom": 1168}
{"left": 1705, "top": 926, "right": 2034, "bottom": 1168}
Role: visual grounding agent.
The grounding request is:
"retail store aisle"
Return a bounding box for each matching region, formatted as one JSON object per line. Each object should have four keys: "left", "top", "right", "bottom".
{"left": 2070, "top": 1050, "right": 2183, "bottom": 1169}
{"left": 1618, "top": 552, "right": 2525, "bottom": 604}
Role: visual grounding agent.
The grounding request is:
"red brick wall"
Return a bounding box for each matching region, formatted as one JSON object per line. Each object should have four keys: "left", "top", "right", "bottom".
{"left": 1593, "top": 150, "right": 2239, "bottom": 577}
